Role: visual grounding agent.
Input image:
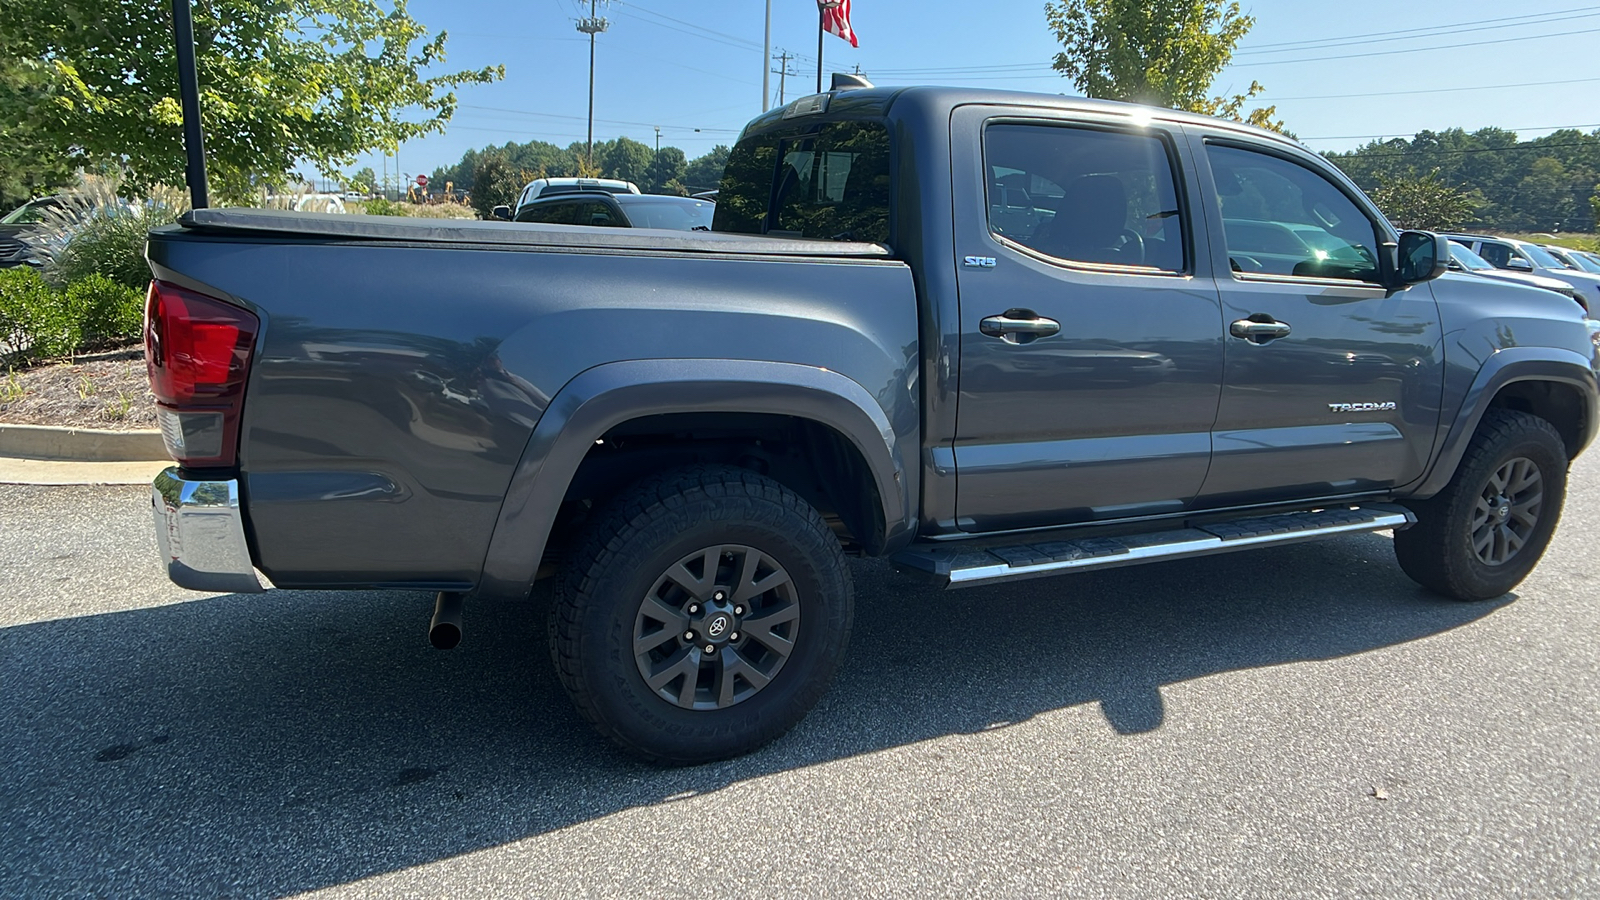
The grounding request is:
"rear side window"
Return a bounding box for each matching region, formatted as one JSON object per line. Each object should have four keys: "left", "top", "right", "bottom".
{"left": 713, "top": 120, "right": 890, "bottom": 243}
{"left": 1206, "top": 144, "right": 1382, "bottom": 284}
{"left": 984, "top": 123, "right": 1187, "bottom": 272}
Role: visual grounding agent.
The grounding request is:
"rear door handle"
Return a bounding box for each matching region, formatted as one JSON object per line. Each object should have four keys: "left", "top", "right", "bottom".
{"left": 980, "top": 309, "right": 1061, "bottom": 344}
{"left": 1230, "top": 317, "right": 1292, "bottom": 344}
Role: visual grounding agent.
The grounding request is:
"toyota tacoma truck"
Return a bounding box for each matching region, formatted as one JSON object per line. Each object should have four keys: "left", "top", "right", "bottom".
{"left": 145, "top": 84, "right": 1598, "bottom": 764}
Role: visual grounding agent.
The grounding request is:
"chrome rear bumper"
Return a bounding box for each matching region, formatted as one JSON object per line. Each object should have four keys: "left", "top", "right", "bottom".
{"left": 151, "top": 467, "right": 267, "bottom": 593}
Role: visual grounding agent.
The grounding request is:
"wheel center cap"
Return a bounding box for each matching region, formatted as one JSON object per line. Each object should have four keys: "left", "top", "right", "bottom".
{"left": 705, "top": 613, "right": 732, "bottom": 641}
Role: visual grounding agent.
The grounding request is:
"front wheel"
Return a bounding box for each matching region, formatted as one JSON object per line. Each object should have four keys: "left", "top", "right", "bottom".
{"left": 1395, "top": 409, "right": 1568, "bottom": 601}
{"left": 549, "top": 465, "right": 853, "bottom": 764}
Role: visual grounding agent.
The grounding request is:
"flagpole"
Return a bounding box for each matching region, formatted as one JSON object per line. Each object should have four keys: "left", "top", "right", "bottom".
{"left": 816, "top": 4, "right": 824, "bottom": 93}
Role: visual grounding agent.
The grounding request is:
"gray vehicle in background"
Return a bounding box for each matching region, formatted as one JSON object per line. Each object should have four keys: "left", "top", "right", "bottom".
{"left": 1448, "top": 241, "right": 1583, "bottom": 307}
{"left": 143, "top": 83, "right": 1599, "bottom": 764}
{"left": 514, "top": 191, "right": 714, "bottom": 231}
{"left": 1543, "top": 244, "right": 1600, "bottom": 276}
{"left": 1446, "top": 233, "right": 1600, "bottom": 313}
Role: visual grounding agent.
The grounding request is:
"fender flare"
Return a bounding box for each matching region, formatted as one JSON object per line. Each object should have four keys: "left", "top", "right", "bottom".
{"left": 476, "top": 359, "right": 913, "bottom": 599}
{"left": 1409, "top": 346, "right": 1598, "bottom": 498}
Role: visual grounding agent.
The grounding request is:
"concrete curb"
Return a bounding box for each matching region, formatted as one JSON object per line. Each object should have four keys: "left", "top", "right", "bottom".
{"left": 0, "top": 423, "right": 165, "bottom": 462}
{"left": 0, "top": 457, "right": 168, "bottom": 486}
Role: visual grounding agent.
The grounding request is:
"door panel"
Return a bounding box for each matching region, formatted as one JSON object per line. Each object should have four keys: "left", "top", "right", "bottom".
{"left": 1191, "top": 138, "right": 1444, "bottom": 505}
{"left": 951, "top": 110, "right": 1225, "bottom": 532}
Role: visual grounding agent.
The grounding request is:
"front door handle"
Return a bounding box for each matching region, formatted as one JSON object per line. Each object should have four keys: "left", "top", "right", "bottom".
{"left": 980, "top": 309, "right": 1061, "bottom": 344}
{"left": 1230, "top": 317, "right": 1292, "bottom": 344}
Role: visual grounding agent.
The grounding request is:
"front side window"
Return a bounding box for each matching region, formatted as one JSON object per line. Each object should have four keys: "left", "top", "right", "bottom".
{"left": 983, "top": 123, "right": 1187, "bottom": 273}
{"left": 1476, "top": 242, "right": 1513, "bottom": 268}
{"left": 516, "top": 200, "right": 618, "bottom": 226}
{"left": 713, "top": 120, "right": 890, "bottom": 243}
{"left": 1206, "top": 144, "right": 1382, "bottom": 284}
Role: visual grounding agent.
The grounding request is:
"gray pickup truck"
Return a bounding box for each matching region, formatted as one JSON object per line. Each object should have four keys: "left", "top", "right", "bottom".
{"left": 146, "top": 84, "right": 1598, "bottom": 764}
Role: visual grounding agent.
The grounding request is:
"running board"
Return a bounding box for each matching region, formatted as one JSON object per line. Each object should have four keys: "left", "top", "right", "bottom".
{"left": 891, "top": 504, "right": 1415, "bottom": 589}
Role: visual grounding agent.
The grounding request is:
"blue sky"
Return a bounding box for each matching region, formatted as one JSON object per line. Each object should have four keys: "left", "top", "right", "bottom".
{"left": 352, "top": 0, "right": 1600, "bottom": 184}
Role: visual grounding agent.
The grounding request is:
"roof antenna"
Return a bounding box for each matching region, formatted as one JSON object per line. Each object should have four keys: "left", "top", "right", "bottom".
{"left": 171, "top": 0, "right": 210, "bottom": 208}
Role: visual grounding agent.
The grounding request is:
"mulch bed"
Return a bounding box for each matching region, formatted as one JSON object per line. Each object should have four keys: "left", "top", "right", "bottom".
{"left": 0, "top": 347, "right": 157, "bottom": 430}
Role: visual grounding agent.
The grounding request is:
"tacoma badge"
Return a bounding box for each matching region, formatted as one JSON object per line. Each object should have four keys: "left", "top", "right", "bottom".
{"left": 1328, "top": 401, "right": 1398, "bottom": 413}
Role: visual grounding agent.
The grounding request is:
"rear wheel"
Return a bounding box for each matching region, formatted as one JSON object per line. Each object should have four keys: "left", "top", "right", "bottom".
{"left": 1395, "top": 409, "right": 1567, "bottom": 601}
{"left": 549, "top": 465, "right": 853, "bottom": 764}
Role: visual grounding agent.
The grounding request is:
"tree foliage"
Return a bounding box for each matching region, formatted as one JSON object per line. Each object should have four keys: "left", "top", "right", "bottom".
{"left": 1044, "top": 0, "right": 1283, "bottom": 132}
{"left": 1327, "top": 127, "right": 1600, "bottom": 233}
{"left": 434, "top": 138, "right": 732, "bottom": 197}
{"left": 0, "top": 0, "right": 503, "bottom": 204}
{"left": 468, "top": 151, "right": 527, "bottom": 219}
{"left": 1370, "top": 169, "right": 1475, "bottom": 232}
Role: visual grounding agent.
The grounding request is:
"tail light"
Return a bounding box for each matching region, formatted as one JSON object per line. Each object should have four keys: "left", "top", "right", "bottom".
{"left": 144, "top": 280, "right": 258, "bottom": 467}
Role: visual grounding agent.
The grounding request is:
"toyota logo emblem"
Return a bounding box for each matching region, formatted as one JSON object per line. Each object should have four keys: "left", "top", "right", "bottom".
{"left": 708, "top": 616, "right": 728, "bottom": 637}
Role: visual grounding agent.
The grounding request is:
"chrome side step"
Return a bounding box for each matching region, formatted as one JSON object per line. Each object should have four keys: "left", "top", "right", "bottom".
{"left": 891, "top": 504, "right": 1415, "bottom": 589}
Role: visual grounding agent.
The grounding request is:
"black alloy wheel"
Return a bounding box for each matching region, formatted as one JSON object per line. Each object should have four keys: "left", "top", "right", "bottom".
{"left": 550, "top": 465, "right": 853, "bottom": 764}
{"left": 633, "top": 544, "right": 800, "bottom": 710}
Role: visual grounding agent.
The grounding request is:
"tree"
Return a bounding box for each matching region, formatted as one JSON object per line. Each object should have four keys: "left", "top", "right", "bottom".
{"left": 1370, "top": 170, "right": 1476, "bottom": 232}
{"left": 1044, "top": 0, "right": 1283, "bottom": 131}
{"left": 601, "top": 137, "right": 653, "bottom": 186}
{"left": 0, "top": 1, "right": 503, "bottom": 203}
{"left": 347, "top": 166, "right": 378, "bottom": 194}
{"left": 644, "top": 147, "right": 688, "bottom": 195}
{"left": 685, "top": 145, "right": 730, "bottom": 194}
{"left": 469, "top": 151, "right": 523, "bottom": 220}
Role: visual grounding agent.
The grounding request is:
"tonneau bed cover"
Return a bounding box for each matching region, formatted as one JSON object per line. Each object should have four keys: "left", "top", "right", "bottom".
{"left": 174, "top": 208, "right": 894, "bottom": 258}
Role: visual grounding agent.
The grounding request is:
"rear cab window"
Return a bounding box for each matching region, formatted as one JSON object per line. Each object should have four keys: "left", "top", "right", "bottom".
{"left": 983, "top": 122, "right": 1189, "bottom": 273}
{"left": 713, "top": 120, "right": 891, "bottom": 243}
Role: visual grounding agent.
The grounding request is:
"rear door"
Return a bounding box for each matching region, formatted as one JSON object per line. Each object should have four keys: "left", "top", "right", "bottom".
{"left": 950, "top": 106, "right": 1226, "bottom": 532}
{"left": 1188, "top": 133, "right": 1444, "bottom": 506}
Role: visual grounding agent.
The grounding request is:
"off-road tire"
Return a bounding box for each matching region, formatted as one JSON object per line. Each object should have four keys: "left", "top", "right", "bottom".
{"left": 1395, "top": 409, "right": 1567, "bottom": 601}
{"left": 549, "top": 465, "right": 853, "bottom": 764}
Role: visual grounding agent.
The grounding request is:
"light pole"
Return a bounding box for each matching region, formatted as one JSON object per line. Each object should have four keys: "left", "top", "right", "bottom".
{"left": 577, "top": 0, "right": 610, "bottom": 168}
{"left": 762, "top": 0, "right": 772, "bottom": 112}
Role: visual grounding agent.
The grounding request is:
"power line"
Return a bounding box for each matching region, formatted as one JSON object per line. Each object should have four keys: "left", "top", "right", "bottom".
{"left": 460, "top": 104, "right": 741, "bottom": 133}
{"left": 1237, "top": 25, "right": 1600, "bottom": 67}
{"left": 1261, "top": 76, "right": 1600, "bottom": 102}
{"left": 1233, "top": 5, "right": 1600, "bottom": 55}
{"left": 1302, "top": 122, "right": 1600, "bottom": 141}
{"left": 1323, "top": 139, "right": 1600, "bottom": 158}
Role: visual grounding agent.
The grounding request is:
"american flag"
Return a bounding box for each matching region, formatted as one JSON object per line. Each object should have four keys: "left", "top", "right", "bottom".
{"left": 820, "top": 0, "right": 858, "bottom": 47}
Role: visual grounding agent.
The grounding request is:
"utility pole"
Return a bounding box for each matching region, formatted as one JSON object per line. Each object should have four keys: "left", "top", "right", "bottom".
{"left": 773, "top": 49, "right": 793, "bottom": 106}
{"left": 762, "top": 0, "right": 772, "bottom": 112}
{"left": 654, "top": 126, "right": 661, "bottom": 154}
{"left": 576, "top": 0, "right": 610, "bottom": 168}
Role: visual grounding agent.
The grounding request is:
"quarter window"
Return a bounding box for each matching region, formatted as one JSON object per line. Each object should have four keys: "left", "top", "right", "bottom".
{"left": 983, "top": 123, "right": 1188, "bottom": 273}
{"left": 1206, "top": 144, "right": 1382, "bottom": 284}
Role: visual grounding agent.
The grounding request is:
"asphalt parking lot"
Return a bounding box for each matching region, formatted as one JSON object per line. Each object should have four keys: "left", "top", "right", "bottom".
{"left": 2, "top": 455, "right": 1597, "bottom": 898}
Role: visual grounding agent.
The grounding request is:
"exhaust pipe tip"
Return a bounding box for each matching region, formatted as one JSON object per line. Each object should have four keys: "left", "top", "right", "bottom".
{"left": 429, "top": 591, "right": 465, "bottom": 650}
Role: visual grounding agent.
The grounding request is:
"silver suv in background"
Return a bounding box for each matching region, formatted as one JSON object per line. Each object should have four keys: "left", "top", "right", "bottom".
{"left": 1447, "top": 241, "right": 1582, "bottom": 306}
{"left": 1542, "top": 244, "right": 1600, "bottom": 276}
{"left": 1445, "top": 233, "right": 1600, "bottom": 313}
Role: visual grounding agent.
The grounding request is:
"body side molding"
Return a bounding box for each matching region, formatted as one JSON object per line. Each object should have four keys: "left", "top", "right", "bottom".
{"left": 476, "top": 359, "right": 914, "bottom": 599}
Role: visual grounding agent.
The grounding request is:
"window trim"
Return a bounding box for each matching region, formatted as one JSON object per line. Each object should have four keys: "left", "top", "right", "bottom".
{"left": 979, "top": 117, "right": 1196, "bottom": 278}
{"left": 1201, "top": 137, "right": 1394, "bottom": 290}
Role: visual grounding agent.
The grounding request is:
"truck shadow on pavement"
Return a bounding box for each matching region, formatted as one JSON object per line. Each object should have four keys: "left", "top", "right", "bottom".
{"left": 0, "top": 532, "right": 1505, "bottom": 897}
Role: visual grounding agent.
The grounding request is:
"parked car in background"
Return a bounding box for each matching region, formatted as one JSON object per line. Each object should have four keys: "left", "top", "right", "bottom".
{"left": 0, "top": 196, "right": 59, "bottom": 267}
{"left": 1445, "top": 233, "right": 1600, "bottom": 313}
{"left": 1542, "top": 244, "right": 1600, "bottom": 275}
{"left": 1448, "top": 241, "right": 1583, "bottom": 308}
{"left": 513, "top": 191, "right": 714, "bottom": 231}
{"left": 515, "top": 177, "right": 639, "bottom": 210}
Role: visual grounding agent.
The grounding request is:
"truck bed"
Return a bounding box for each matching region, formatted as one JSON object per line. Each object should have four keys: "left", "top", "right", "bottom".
{"left": 176, "top": 208, "right": 896, "bottom": 258}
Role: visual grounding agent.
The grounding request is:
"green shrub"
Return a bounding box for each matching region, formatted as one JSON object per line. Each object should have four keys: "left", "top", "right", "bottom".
{"left": 360, "top": 197, "right": 410, "bottom": 216}
{"left": 46, "top": 204, "right": 181, "bottom": 291}
{"left": 0, "top": 267, "right": 78, "bottom": 363}
{"left": 65, "top": 274, "right": 144, "bottom": 345}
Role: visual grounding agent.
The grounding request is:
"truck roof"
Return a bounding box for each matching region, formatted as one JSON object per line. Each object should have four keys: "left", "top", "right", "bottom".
{"left": 740, "top": 84, "right": 1307, "bottom": 154}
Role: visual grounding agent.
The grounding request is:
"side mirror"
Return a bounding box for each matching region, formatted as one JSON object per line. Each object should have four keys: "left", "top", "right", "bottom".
{"left": 491, "top": 205, "right": 512, "bottom": 221}
{"left": 1393, "top": 230, "right": 1449, "bottom": 288}
{"left": 1505, "top": 257, "right": 1534, "bottom": 272}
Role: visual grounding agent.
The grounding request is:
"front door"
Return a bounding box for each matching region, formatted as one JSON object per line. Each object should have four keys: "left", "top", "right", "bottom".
{"left": 1189, "top": 136, "right": 1444, "bottom": 506}
{"left": 951, "top": 109, "right": 1226, "bottom": 533}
